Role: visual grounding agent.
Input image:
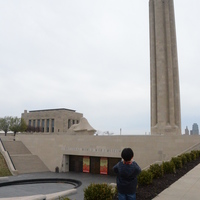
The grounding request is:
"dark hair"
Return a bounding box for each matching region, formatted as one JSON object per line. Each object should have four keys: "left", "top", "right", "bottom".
{"left": 121, "top": 148, "right": 134, "bottom": 161}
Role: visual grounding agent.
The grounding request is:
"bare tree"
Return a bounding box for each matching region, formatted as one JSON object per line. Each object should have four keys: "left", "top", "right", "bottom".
{"left": 10, "top": 117, "right": 27, "bottom": 136}
{"left": 0, "top": 116, "right": 11, "bottom": 136}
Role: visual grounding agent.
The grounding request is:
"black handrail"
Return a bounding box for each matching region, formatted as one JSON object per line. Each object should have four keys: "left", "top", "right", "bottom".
{"left": 6, "top": 151, "right": 16, "bottom": 170}
{"left": 0, "top": 138, "right": 6, "bottom": 151}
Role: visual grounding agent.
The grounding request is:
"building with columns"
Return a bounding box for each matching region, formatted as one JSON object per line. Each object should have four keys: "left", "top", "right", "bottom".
{"left": 21, "top": 108, "right": 83, "bottom": 133}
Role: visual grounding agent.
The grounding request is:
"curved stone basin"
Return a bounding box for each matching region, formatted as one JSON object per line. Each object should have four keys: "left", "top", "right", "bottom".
{"left": 0, "top": 178, "right": 81, "bottom": 188}
{"left": 0, "top": 178, "right": 81, "bottom": 198}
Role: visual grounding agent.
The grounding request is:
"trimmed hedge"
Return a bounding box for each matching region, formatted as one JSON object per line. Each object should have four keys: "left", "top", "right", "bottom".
{"left": 194, "top": 150, "right": 200, "bottom": 158}
{"left": 184, "top": 153, "right": 192, "bottom": 162}
{"left": 149, "top": 163, "right": 164, "bottom": 179}
{"left": 162, "top": 161, "right": 176, "bottom": 174}
{"left": 137, "top": 150, "right": 200, "bottom": 186}
{"left": 171, "top": 157, "right": 182, "bottom": 169}
{"left": 191, "top": 151, "right": 197, "bottom": 161}
{"left": 84, "top": 183, "right": 115, "bottom": 200}
{"left": 178, "top": 154, "right": 187, "bottom": 165}
{"left": 138, "top": 170, "right": 153, "bottom": 186}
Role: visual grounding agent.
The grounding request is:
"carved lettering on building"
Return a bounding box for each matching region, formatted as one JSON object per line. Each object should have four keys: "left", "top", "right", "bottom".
{"left": 65, "top": 147, "right": 121, "bottom": 154}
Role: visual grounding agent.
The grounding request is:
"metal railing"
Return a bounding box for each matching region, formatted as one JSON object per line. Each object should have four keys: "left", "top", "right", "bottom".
{"left": 0, "top": 138, "right": 6, "bottom": 151}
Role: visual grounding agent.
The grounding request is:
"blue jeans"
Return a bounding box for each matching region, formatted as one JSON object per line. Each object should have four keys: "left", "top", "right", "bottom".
{"left": 118, "top": 193, "right": 136, "bottom": 200}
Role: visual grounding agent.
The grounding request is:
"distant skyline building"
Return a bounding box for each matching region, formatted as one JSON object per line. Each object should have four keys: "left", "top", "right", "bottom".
{"left": 185, "top": 126, "right": 189, "bottom": 135}
{"left": 191, "top": 123, "right": 199, "bottom": 135}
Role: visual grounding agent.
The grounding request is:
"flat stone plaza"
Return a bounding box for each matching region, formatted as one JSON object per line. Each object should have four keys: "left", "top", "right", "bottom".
{"left": 1, "top": 165, "right": 200, "bottom": 200}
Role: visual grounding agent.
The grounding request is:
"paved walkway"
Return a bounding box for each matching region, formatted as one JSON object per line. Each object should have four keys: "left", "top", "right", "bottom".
{"left": 153, "top": 163, "right": 200, "bottom": 200}
{"left": 0, "top": 172, "right": 116, "bottom": 199}
{"left": 1, "top": 164, "right": 200, "bottom": 200}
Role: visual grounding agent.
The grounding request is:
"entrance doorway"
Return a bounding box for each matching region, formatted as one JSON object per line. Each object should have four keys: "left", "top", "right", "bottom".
{"left": 69, "top": 155, "right": 83, "bottom": 172}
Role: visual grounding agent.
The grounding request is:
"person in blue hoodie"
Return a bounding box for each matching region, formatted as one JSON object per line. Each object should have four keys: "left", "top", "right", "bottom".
{"left": 113, "top": 148, "right": 141, "bottom": 200}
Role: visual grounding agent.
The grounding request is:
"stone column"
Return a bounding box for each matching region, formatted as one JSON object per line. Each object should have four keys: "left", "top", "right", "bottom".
{"left": 149, "top": 0, "right": 181, "bottom": 135}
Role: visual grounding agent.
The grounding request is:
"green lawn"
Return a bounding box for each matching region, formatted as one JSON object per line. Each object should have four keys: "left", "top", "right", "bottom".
{"left": 0, "top": 153, "right": 12, "bottom": 177}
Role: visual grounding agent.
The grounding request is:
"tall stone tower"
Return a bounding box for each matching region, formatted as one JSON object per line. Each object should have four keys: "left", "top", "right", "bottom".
{"left": 149, "top": 0, "right": 181, "bottom": 135}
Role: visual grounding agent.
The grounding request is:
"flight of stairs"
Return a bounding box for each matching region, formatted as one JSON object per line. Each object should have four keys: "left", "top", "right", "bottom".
{"left": 2, "top": 140, "right": 49, "bottom": 174}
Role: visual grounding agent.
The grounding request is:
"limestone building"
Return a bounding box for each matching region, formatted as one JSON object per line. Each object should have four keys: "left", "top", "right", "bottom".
{"left": 22, "top": 108, "right": 83, "bottom": 133}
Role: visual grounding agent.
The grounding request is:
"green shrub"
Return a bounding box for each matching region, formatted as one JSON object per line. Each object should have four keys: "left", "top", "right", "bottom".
{"left": 190, "top": 151, "right": 197, "bottom": 160}
{"left": 162, "top": 161, "right": 176, "bottom": 174}
{"left": 84, "top": 183, "right": 114, "bottom": 200}
{"left": 171, "top": 157, "right": 182, "bottom": 169}
{"left": 184, "top": 153, "right": 192, "bottom": 162}
{"left": 149, "top": 164, "right": 164, "bottom": 179}
{"left": 191, "top": 150, "right": 200, "bottom": 159}
{"left": 196, "top": 150, "right": 200, "bottom": 158}
{"left": 138, "top": 170, "right": 153, "bottom": 186}
{"left": 193, "top": 150, "right": 200, "bottom": 158}
{"left": 178, "top": 154, "right": 187, "bottom": 165}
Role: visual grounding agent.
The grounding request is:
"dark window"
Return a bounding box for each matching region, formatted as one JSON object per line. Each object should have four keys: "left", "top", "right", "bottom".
{"left": 51, "top": 119, "right": 54, "bottom": 132}
{"left": 46, "top": 119, "right": 49, "bottom": 132}
{"left": 42, "top": 119, "right": 45, "bottom": 132}
{"left": 68, "top": 119, "right": 71, "bottom": 129}
{"left": 37, "top": 119, "right": 40, "bottom": 127}
{"left": 33, "top": 120, "right": 35, "bottom": 128}
{"left": 35, "top": 119, "right": 41, "bottom": 132}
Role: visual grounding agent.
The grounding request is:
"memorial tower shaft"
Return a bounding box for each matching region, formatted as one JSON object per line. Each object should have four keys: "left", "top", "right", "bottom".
{"left": 149, "top": 0, "right": 181, "bottom": 135}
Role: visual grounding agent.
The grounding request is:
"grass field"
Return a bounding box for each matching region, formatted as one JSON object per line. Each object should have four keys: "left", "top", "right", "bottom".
{"left": 0, "top": 153, "right": 11, "bottom": 177}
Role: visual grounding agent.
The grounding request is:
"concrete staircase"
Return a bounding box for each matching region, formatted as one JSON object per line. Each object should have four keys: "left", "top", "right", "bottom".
{"left": 2, "top": 140, "right": 49, "bottom": 174}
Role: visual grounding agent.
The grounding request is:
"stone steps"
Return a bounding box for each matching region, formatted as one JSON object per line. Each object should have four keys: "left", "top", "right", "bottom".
{"left": 11, "top": 154, "right": 49, "bottom": 174}
{"left": 1, "top": 140, "right": 49, "bottom": 174}
{"left": 2, "top": 141, "right": 31, "bottom": 155}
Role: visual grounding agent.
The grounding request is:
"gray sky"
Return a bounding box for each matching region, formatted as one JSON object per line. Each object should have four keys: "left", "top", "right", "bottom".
{"left": 0, "top": 0, "right": 200, "bottom": 135}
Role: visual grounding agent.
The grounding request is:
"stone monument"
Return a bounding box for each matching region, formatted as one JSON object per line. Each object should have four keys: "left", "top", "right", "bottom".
{"left": 149, "top": 0, "right": 181, "bottom": 135}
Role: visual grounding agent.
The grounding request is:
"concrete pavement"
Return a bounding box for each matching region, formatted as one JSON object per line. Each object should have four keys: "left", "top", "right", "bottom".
{"left": 1, "top": 164, "right": 200, "bottom": 200}
{"left": 0, "top": 172, "right": 116, "bottom": 199}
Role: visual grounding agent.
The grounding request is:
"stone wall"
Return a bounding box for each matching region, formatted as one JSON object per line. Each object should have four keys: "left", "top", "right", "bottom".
{"left": 16, "top": 134, "right": 200, "bottom": 171}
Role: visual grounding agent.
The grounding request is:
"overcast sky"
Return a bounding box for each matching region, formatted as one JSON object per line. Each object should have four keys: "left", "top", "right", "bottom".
{"left": 0, "top": 0, "right": 200, "bottom": 135}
